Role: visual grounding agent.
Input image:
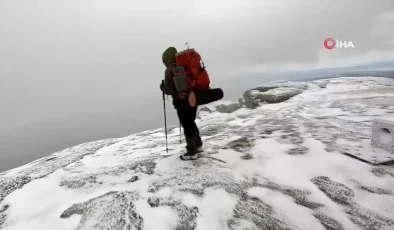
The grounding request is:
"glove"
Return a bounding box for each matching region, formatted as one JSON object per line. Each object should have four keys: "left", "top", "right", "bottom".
{"left": 160, "top": 81, "right": 164, "bottom": 92}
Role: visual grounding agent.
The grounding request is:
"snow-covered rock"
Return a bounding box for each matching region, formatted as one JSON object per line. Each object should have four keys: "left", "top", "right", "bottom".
{"left": 1, "top": 77, "right": 394, "bottom": 230}
{"left": 216, "top": 103, "right": 242, "bottom": 113}
{"left": 241, "top": 80, "right": 309, "bottom": 109}
{"left": 198, "top": 101, "right": 242, "bottom": 118}
{"left": 312, "top": 80, "right": 328, "bottom": 88}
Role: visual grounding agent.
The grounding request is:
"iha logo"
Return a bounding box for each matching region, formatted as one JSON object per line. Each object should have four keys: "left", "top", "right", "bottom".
{"left": 324, "top": 38, "right": 355, "bottom": 49}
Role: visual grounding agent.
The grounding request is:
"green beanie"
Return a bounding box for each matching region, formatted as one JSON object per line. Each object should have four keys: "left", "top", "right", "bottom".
{"left": 162, "top": 47, "right": 177, "bottom": 67}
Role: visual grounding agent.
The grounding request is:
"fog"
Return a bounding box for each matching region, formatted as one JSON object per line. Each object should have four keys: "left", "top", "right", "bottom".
{"left": 1, "top": 0, "right": 394, "bottom": 172}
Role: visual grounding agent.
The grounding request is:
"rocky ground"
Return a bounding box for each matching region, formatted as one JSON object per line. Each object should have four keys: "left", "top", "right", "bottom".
{"left": 1, "top": 77, "right": 394, "bottom": 230}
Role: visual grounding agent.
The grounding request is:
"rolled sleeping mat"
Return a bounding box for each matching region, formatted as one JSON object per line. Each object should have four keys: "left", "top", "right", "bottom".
{"left": 188, "top": 88, "right": 224, "bottom": 107}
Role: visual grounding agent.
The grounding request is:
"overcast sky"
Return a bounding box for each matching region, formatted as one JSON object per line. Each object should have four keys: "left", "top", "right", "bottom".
{"left": 1, "top": 0, "right": 394, "bottom": 173}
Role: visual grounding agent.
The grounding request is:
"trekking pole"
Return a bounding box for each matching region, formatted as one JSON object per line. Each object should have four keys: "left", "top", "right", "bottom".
{"left": 179, "top": 122, "right": 181, "bottom": 143}
{"left": 162, "top": 80, "right": 168, "bottom": 153}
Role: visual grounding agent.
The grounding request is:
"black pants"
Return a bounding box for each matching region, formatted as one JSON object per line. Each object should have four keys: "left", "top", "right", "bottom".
{"left": 176, "top": 106, "right": 202, "bottom": 150}
{"left": 177, "top": 106, "right": 198, "bottom": 138}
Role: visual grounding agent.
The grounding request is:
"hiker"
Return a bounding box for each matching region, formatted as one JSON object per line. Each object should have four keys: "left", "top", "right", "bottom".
{"left": 160, "top": 47, "right": 203, "bottom": 160}
{"left": 160, "top": 46, "right": 224, "bottom": 160}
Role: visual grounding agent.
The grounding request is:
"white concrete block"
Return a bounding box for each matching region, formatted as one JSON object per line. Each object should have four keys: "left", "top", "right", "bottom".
{"left": 371, "top": 118, "right": 394, "bottom": 153}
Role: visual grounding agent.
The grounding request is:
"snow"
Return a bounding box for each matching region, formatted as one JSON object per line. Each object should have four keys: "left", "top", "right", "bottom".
{"left": 157, "top": 187, "right": 173, "bottom": 198}
{"left": 1, "top": 76, "right": 394, "bottom": 230}
{"left": 248, "top": 187, "right": 325, "bottom": 230}
{"left": 135, "top": 201, "right": 178, "bottom": 230}
{"left": 240, "top": 137, "right": 389, "bottom": 193}
{"left": 251, "top": 87, "right": 303, "bottom": 98}
{"left": 181, "top": 193, "right": 200, "bottom": 208}
{"left": 256, "top": 80, "right": 310, "bottom": 90}
{"left": 195, "top": 188, "right": 237, "bottom": 230}
{"left": 2, "top": 170, "right": 81, "bottom": 230}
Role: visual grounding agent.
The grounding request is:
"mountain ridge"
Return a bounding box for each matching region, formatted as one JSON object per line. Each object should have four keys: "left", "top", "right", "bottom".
{"left": 1, "top": 76, "right": 394, "bottom": 230}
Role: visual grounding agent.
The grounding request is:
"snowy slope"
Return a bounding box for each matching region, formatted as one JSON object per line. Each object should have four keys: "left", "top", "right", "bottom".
{"left": 1, "top": 77, "right": 394, "bottom": 230}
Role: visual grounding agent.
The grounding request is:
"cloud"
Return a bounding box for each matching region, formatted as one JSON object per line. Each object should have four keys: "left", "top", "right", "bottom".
{"left": 249, "top": 50, "right": 394, "bottom": 72}
{"left": 1, "top": 0, "right": 394, "bottom": 172}
{"left": 1, "top": 0, "right": 393, "bottom": 77}
{"left": 187, "top": 0, "right": 394, "bottom": 75}
{"left": 1, "top": 0, "right": 393, "bottom": 123}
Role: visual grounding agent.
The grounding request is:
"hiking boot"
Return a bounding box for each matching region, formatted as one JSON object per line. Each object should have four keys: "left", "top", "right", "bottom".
{"left": 180, "top": 151, "right": 199, "bottom": 160}
{"left": 180, "top": 137, "right": 199, "bottom": 160}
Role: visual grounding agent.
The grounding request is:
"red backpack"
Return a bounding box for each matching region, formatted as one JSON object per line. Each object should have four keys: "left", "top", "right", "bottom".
{"left": 172, "top": 48, "right": 210, "bottom": 102}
